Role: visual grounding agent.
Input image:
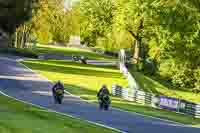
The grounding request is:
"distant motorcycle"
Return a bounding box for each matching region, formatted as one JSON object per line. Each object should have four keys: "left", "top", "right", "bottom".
{"left": 72, "top": 55, "right": 87, "bottom": 64}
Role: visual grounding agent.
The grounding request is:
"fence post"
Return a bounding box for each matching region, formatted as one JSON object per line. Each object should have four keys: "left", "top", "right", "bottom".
{"left": 194, "top": 104, "right": 200, "bottom": 118}
{"left": 112, "top": 85, "right": 116, "bottom": 96}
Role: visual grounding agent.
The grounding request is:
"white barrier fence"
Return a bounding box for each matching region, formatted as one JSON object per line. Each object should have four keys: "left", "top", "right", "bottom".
{"left": 119, "top": 63, "right": 139, "bottom": 90}
{"left": 112, "top": 85, "right": 200, "bottom": 118}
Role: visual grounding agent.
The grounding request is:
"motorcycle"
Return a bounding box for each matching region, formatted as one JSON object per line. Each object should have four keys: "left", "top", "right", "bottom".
{"left": 98, "top": 94, "right": 111, "bottom": 110}
{"left": 54, "top": 89, "right": 64, "bottom": 104}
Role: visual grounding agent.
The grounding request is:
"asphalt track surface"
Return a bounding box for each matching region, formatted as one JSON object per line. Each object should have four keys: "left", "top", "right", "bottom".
{"left": 0, "top": 55, "right": 199, "bottom": 133}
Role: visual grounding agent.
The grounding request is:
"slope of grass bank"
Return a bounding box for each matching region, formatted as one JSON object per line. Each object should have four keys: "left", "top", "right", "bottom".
{"left": 34, "top": 44, "right": 116, "bottom": 60}
{"left": 129, "top": 67, "right": 200, "bottom": 103}
{"left": 0, "top": 44, "right": 116, "bottom": 61}
{"left": 0, "top": 94, "right": 117, "bottom": 133}
{"left": 22, "top": 60, "right": 200, "bottom": 126}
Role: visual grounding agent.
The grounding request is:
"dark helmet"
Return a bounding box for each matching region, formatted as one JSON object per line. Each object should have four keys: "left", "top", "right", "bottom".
{"left": 102, "top": 84, "right": 107, "bottom": 89}
{"left": 57, "top": 80, "right": 61, "bottom": 83}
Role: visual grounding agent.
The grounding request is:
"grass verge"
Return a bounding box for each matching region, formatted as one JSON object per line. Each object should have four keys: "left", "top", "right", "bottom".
{"left": 0, "top": 93, "right": 118, "bottom": 133}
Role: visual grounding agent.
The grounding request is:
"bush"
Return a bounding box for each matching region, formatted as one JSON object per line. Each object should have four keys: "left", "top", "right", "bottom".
{"left": 124, "top": 49, "right": 133, "bottom": 61}
{"left": 171, "top": 66, "right": 196, "bottom": 89}
{"left": 0, "top": 48, "right": 38, "bottom": 58}
{"left": 143, "top": 58, "right": 157, "bottom": 75}
{"left": 193, "top": 68, "right": 200, "bottom": 93}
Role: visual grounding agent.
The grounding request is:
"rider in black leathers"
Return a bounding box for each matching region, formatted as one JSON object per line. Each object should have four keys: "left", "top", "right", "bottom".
{"left": 52, "top": 81, "right": 64, "bottom": 104}
{"left": 97, "top": 85, "right": 111, "bottom": 110}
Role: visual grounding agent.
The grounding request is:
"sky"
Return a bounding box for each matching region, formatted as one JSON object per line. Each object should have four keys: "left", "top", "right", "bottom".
{"left": 64, "top": 0, "right": 79, "bottom": 9}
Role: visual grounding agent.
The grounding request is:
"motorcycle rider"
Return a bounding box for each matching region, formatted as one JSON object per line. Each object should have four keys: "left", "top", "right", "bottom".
{"left": 97, "top": 85, "right": 111, "bottom": 110}
{"left": 52, "top": 80, "right": 64, "bottom": 104}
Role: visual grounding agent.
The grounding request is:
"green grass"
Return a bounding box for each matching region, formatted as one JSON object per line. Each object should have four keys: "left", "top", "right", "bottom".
{"left": 129, "top": 67, "right": 200, "bottom": 103}
{"left": 22, "top": 59, "right": 200, "bottom": 127}
{"left": 0, "top": 94, "right": 118, "bottom": 133}
{"left": 34, "top": 44, "right": 116, "bottom": 61}
{"left": 0, "top": 44, "right": 116, "bottom": 60}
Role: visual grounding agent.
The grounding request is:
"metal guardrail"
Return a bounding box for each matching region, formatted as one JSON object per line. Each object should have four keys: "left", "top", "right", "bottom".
{"left": 112, "top": 85, "right": 200, "bottom": 118}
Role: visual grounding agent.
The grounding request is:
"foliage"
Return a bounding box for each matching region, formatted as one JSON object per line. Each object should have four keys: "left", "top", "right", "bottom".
{"left": 194, "top": 68, "right": 200, "bottom": 93}
{"left": 15, "top": 21, "right": 35, "bottom": 48}
{"left": 71, "top": 2, "right": 80, "bottom": 35}
{"left": 32, "top": 0, "right": 72, "bottom": 44}
{"left": 14, "top": 0, "right": 77, "bottom": 46}
{"left": 80, "top": 0, "right": 200, "bottom": 91}
{"left": 80, "top": 0, "right": 115, "bottom": 46}
{"left": 152, "top": 0, "right": 200, "bottom": 90}
{"left": 0, "top": 0, "right": 36, "bottom": 34}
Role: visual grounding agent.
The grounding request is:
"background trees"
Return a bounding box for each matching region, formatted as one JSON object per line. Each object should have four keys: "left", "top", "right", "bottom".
{"left": 14, "top": 0, "right": 79, "bottom": 47}
{"left": 1, "top": 0, "right": 199, "bottom": 91}
{"left": 0, "top": 0, "right": 35, "bottom": 34}
{"left": 80, "top": 0, "right": 200, "bottom": 91}
{"left": 80, "top": 0, "right": 115, "bottom": 47}
{"left": 0, "top": 0, "right": 37, "bottom": 47}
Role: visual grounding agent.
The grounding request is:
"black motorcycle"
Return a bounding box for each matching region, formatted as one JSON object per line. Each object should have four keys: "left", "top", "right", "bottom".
{"left": 98, "top": 94, "right": 111, "bottom": 110}
{"left": 54, "top": 89, "right": 64, "bottom": 104}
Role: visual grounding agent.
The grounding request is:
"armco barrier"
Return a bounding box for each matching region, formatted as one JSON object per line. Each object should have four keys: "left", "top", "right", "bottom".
{"left": 145, "top": 92, "right": 152, "bottom": 105}
{"left": 112, "top": 85, "right": 200, "bottom": 118}
{"left": 195, "top": 104, "right": 200, "bottom": 118}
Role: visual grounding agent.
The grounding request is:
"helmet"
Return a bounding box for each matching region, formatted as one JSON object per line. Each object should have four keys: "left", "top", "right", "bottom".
{"left": 102, "top": 84, "right": 107, "bottom": 89}
{"left": 57, "top": 80, "right": 62, "bottom": 85}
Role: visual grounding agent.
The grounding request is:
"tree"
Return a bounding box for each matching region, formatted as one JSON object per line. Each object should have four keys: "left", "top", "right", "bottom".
{"left": 0, "top": 0, "right": 39, "bottom": 47}
{"left": 32, "top": 0, "right": 72, "bottom": 44}
{"left": 14, "top": 0, "right": 46, "bottom": 48}
{"left": 80, "top": 0, "right": 200, "bottom": 91}
{"left": 80, "top": 0, "right": 115, "bottom": 46}
{"left": 15, "top": 0, "right": 73, "bottom": 45}
{"left": 70, "top": 1, "right": 80, "bottom": 36}
{"left": 0, "top": 0, "right": 37, "bottom": 34}
{"left": 153, "top": 0, "right": 200, "bottom": 90}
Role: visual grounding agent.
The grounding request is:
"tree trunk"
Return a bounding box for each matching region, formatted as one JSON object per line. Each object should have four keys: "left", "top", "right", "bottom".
{"left": 133, "top": 39, "right": 140, "bottom": 64}
{"left": 132, "top": 38, "right": 145, "bottom": 64}
{"left": 129, "top": 18, "right": 144, "bottom": 64}
{"left": 15, "top": 32, "right": 18, "bottom": 48}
